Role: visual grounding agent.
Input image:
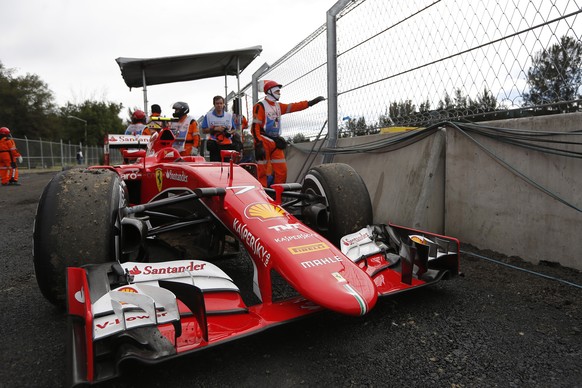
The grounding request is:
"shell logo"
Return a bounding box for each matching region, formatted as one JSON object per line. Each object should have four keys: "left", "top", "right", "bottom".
{"left": 117, "top": 287, "right": 138, "bottom": 293}
{"left": 410, "top": 235, "right": 434, "bottom": 246}
{"left": 244, "top": 203, "right": 286, "bottom": 220}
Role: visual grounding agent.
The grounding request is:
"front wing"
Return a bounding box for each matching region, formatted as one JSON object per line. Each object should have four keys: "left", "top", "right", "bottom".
{"left": 65, "top": 223, "right": 459, "bottom": 386}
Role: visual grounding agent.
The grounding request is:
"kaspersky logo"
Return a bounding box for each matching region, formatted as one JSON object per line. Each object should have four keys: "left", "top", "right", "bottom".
{"left": 244, "top": 203, "right": 286, "bottom": 221}
{"left": 155, "top": 168, "right": 163, "bottom": 192}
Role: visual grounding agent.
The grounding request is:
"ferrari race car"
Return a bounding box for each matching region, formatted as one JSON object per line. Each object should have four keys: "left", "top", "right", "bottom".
{"left": 32, "top": 127, "right": 460, "bottom": 387}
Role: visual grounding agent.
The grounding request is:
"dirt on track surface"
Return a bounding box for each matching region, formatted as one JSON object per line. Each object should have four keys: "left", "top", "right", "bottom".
{"left": 1, "top": 171, "right": 581, "bottom": 388}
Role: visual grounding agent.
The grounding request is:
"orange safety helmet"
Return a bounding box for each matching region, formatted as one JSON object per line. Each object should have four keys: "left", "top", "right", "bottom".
{"left": 0, "top": 127, "right": 10, "bottom": 136}
{"left": 263, "top": 80, "right": 282, "bottom": 93}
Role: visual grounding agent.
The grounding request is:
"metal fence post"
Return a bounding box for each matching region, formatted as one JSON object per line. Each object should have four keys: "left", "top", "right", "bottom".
{"left": 25, "top": 136, "right": 31, "bottom": 169}
{"left": 60, "top": 140, "right": 64, "bottom": 168}
{"left": 323, "top": 0, "right": 350, "bottom": 164}
{"left": 50, "top": 140, "right": 55, "bottom": 168}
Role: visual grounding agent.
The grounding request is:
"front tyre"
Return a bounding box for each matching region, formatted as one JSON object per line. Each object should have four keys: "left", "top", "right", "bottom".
{"left": 33, "top": 169, "right": 126, "bottom": 306}
{"left": 302, "top": 163, "right": 373, "bottom": 246}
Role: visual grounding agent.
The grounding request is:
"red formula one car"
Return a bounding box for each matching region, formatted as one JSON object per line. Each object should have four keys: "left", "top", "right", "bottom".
{"left": 33, "top": 128, "right": 460, "bottom": 387}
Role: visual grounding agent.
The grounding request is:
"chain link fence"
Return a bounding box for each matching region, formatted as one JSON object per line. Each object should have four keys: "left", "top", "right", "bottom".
{"left": 233, "top": 0, "right": 582, "bottom": 140}
{"left": 13, "top": 0, "right": 582, "bottom": 163}
{"left": 12, "top": 137, "right": 103, "bottom": 170}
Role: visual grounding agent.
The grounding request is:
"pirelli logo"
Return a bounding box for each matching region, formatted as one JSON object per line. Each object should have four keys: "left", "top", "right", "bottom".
{"left": 288, "top": 242, "right": 329, "bottom": 255}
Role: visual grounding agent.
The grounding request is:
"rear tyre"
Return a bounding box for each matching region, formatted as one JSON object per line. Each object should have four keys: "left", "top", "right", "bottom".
{"left": 302, "top": 163, "right": 373, "bottom": 246}
{"left": 33, "top": 169, "right": 126, "bottom": 306}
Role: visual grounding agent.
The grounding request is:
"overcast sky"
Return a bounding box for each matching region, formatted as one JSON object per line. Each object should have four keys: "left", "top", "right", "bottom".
{"left": 1, "top": 0, "right": 336, "bottom": 119}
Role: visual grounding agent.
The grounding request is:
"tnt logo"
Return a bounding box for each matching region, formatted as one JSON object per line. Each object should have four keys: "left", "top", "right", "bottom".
{"left": 268, "top": 224, "right": 300, "bottom": 232}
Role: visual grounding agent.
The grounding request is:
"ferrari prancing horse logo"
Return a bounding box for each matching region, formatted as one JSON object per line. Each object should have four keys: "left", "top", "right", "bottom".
{"left": 155, "top": 169, "right": 163, "bottom": 192}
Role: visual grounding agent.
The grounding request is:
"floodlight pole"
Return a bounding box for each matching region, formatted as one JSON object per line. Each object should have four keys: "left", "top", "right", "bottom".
{"left": 67, "top": 115, "right": 88, "bottom": 146}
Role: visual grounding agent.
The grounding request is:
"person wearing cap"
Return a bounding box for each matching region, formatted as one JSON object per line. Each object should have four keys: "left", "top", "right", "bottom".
{"left": 124, "top": 110, "right": 149, "bottom": 135}
{"left": 121, "top": 109, "right": 150, "bottom": 163}
{"left": 251, "top": 80, "right": 325, "bottom": 187}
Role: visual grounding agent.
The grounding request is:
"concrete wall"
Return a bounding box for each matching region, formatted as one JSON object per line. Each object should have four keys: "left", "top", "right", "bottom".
{"left": 288, "top": 131, "right": 447, "bottom": 232}
{"left": 286, "top": 113, "right": 582, "bottom": 270}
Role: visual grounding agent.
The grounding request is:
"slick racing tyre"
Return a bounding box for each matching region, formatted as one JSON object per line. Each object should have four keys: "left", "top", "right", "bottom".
{"left": 302, "top": 163, "right": 373, "bottom": 246}
{"left": 33, "top": 169, "right": 126, "bottom": 306}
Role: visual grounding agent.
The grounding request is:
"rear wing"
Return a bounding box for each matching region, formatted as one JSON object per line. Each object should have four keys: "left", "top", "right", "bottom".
{"left": 107, "top": 134, "right": 151, "bottom": 149}
{"left": 103, "top": 134, "right": 150, "bottom": 165}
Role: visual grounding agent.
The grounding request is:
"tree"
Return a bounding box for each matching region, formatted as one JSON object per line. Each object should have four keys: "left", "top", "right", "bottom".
{"left": 473, "top": 88, "right": 498, "bottom": 112}
{"left": 60, "top": 100, "right": 124, "bottom": 146}
{"left": 418, "top": 99, "right": 431, "bottom": 113}
{"left": 523, "top": 35, "right": 582, "bottom": 111}
{"left": 0, "top": 62, "right": 125, "bottom": 143}
{"left": 0, "top": 61, "right": 58, "bottom": 139}
{"left": 367, "top": 123, "right": 380, "bottom": 135}
{"left": 389, "top": 100, "right": 416, "bottom": 125}
{"left": 454, "top": 88, "right": 467, "bottom": 112}
{"left": 342, "top": 117, "right": 357, "bottom": 137}
{"left": 378, "top": 108, "right": 394, "bottom": 128}
{"left": 437, "top": 91, "right": 453, "bottom": 111}
{"left": 355, "top": 117, "right": 367, "bottom": 136}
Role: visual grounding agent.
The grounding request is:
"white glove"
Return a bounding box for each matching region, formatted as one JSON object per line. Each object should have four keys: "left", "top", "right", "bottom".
{"left": 17, "top": 156, "right": 23, "bottom": 163}
{"left": 191, "top": 148, "right": 199, "bottom": 156}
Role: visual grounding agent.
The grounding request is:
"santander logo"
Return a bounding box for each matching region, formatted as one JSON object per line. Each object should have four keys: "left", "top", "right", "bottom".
{"left": 128, "top": 262, "right": 206, "bottom": 276}
{"left": 165, "top": 170, "right": 188, "bottom": 182}
{"left": 342, "top": 230, "right": 370, "bottom": 246}
{"left": 129, "top": 266, "right": 142, "bottom": 275}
